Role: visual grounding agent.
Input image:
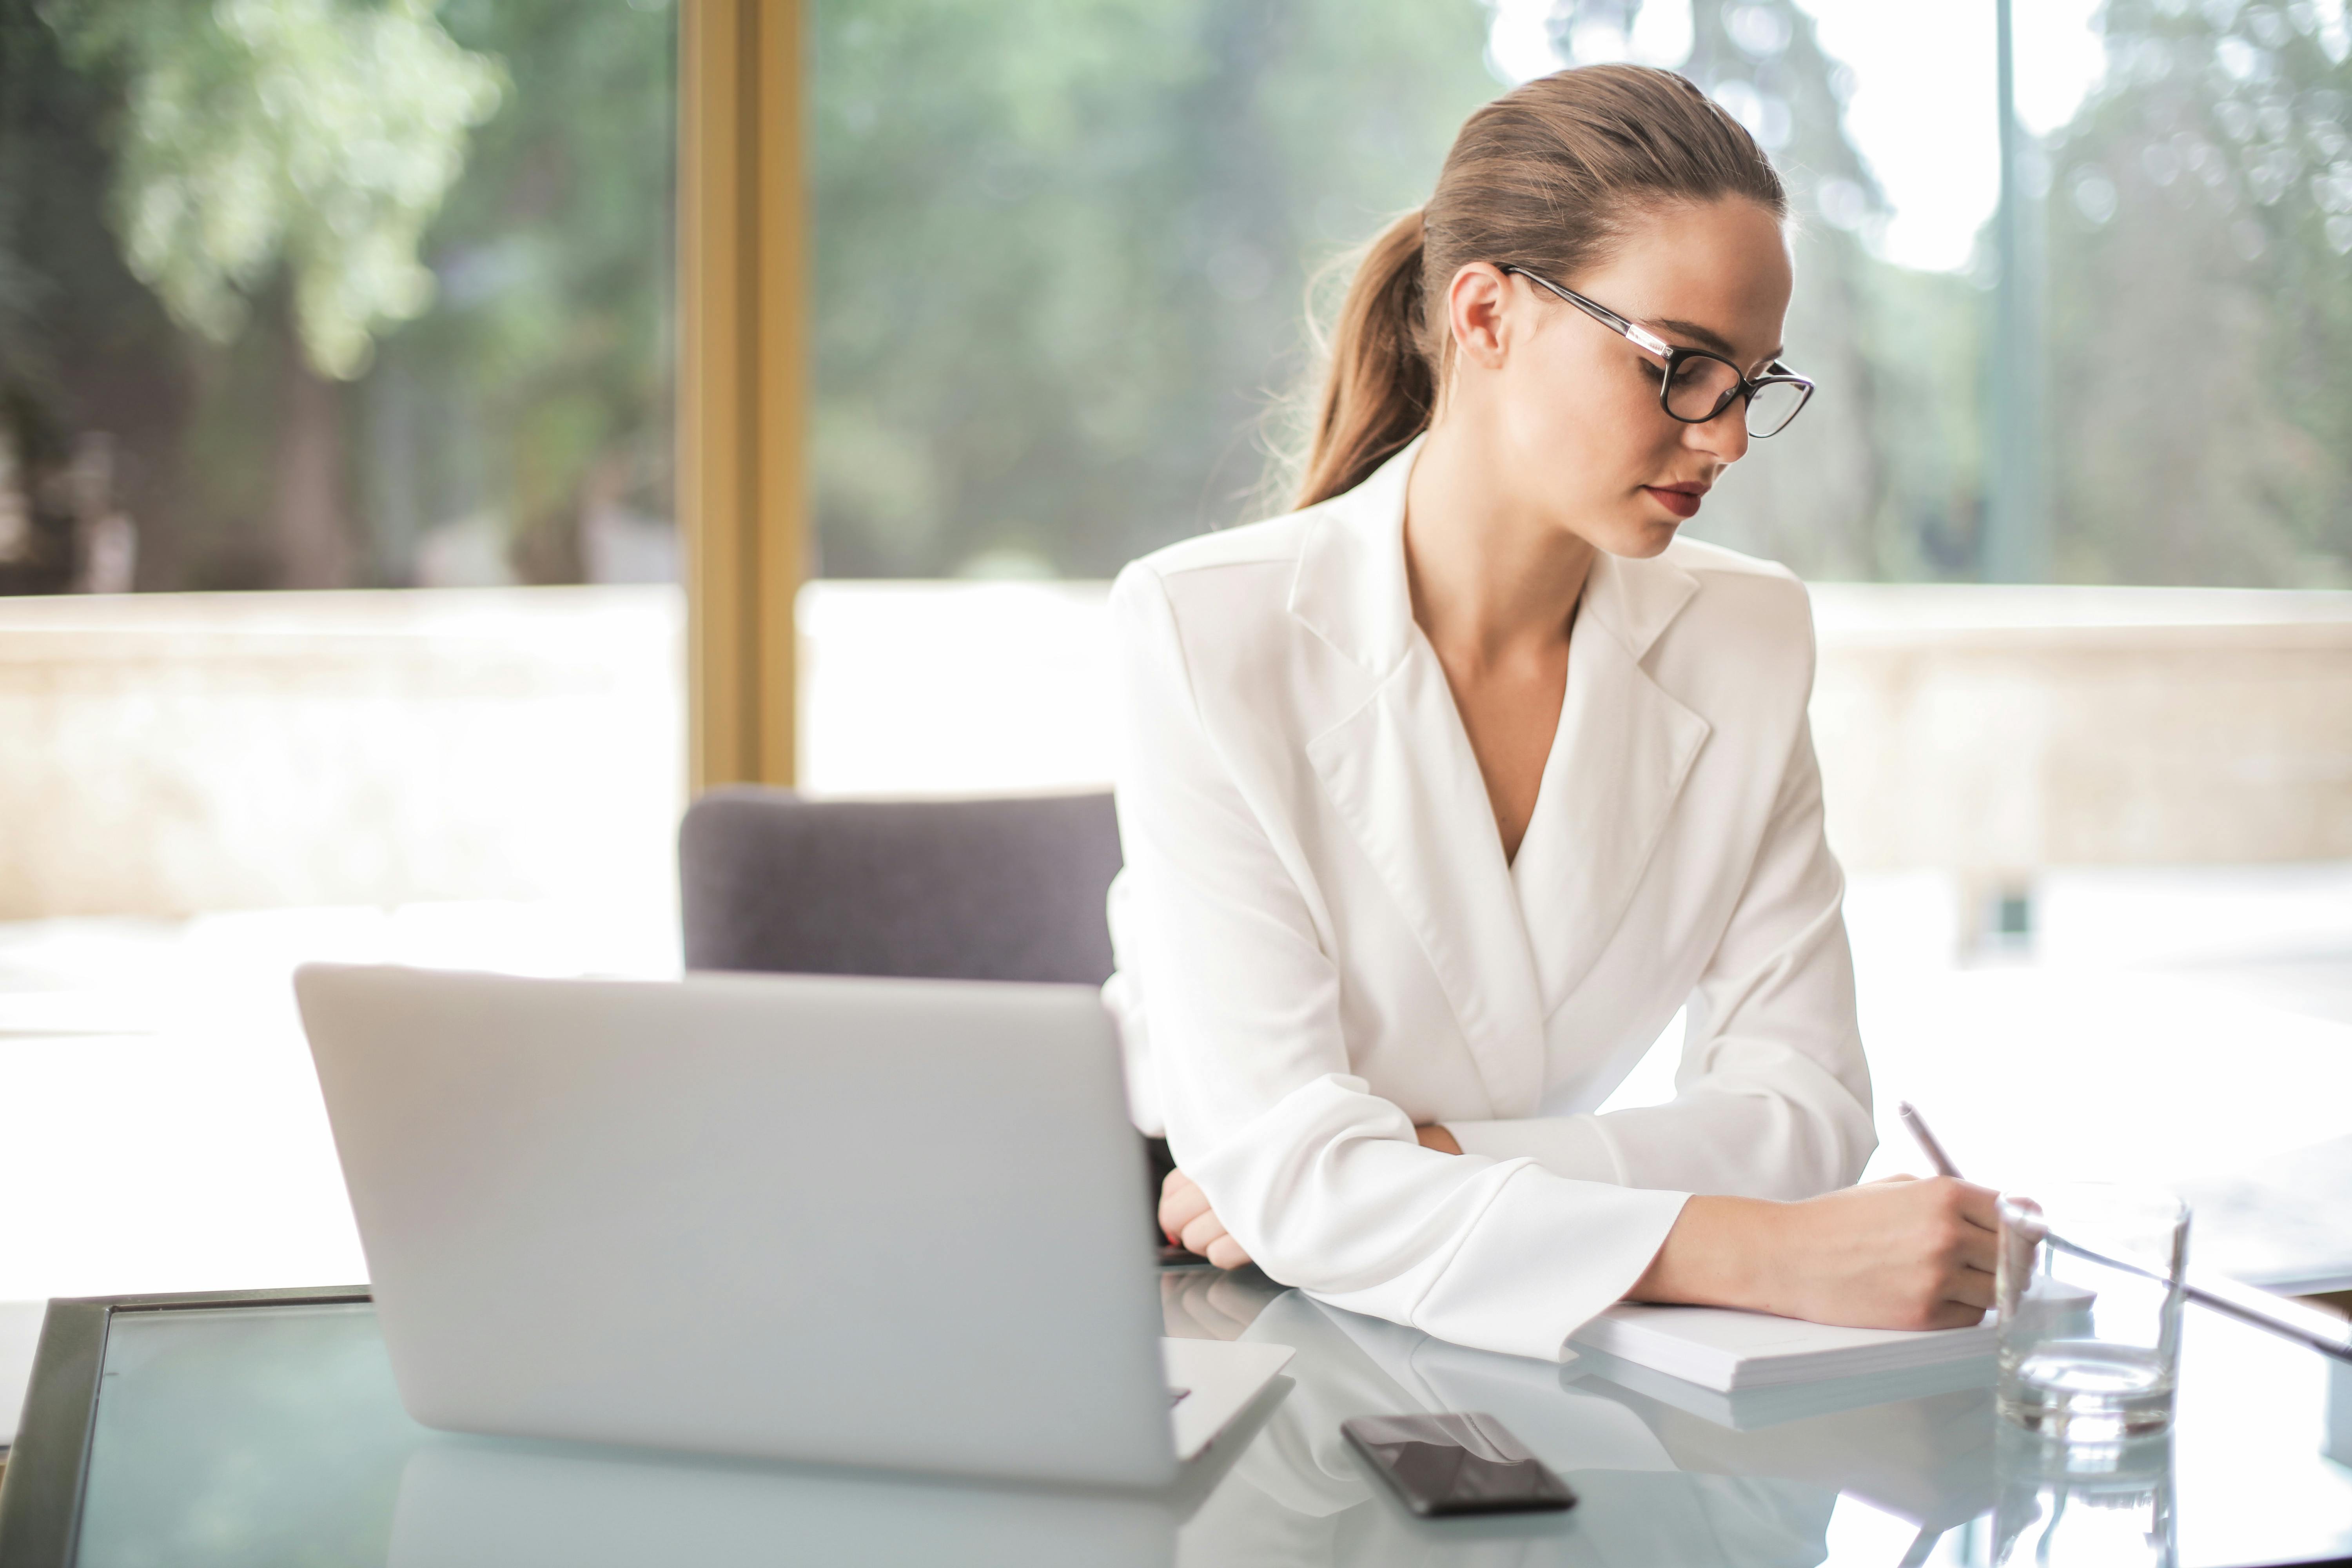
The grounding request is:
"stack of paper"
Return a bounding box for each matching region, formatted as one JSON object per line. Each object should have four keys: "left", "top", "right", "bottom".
{"left": 1569, "top": 1305, "right": 1996, "bottom": 1393}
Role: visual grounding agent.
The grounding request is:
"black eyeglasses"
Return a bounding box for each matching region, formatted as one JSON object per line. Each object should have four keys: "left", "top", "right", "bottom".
{"left": 1498, "top": 264, "right": 1815, "bottom": 438}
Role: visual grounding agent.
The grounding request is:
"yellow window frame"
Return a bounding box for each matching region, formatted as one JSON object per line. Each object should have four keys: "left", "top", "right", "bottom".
{"left": 679, "top": 0, "right": 805, "bottom": 791}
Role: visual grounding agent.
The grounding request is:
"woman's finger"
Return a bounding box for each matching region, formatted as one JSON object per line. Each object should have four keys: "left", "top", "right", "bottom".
{"left": 1158, "top": 1172, "right": 1210, "bottom": 1241}
{"left": 1204, "top": 1232, "right": 1253, "bottom": 1270}
{"left": 1952, "top": 1180, "right": 2002, "bottom": 1232}
{"left": 1949, "top": 1265, "right": 1997, "bottom": 1310}
{"left": 1953, "top": 1213, "right": 1999, "bottom": 1277}
{"left": 1180, "top": 1209, "right": 1230, "bottom": 1259}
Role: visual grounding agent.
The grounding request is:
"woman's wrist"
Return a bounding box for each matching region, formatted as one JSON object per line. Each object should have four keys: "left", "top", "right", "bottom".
{"left": 1625, "top": 1193, "right": 1783, "bottom": 1310}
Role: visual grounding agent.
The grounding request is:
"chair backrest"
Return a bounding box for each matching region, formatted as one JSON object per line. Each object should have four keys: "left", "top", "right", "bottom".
{"left": 678, "top": 788, "right": 1124, "bottom": 985}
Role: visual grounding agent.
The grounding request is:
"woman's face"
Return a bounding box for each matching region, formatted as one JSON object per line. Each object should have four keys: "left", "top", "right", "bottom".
{"left": 1452, "top": 197, "right": 1794, "bottom": 559}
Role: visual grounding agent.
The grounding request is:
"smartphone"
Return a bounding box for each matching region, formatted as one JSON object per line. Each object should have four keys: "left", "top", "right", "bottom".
{"left": 1341, "top": 1412, "right": 1577, "bottom": 1517}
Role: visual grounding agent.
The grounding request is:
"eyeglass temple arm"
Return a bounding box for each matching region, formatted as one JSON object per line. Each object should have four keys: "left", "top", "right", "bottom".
{"left": 1499, "top": 265, "right": 1673, "bottom": 358}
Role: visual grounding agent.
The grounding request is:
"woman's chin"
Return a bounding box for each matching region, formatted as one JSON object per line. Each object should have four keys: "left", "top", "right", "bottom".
{"left": 1594, "top": 512, "right": 1683, "bottom": 559}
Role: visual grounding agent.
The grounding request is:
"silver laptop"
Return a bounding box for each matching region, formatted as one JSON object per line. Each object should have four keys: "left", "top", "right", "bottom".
{"left": 294, "top": 964, "right": 1290, "bottom": 1489}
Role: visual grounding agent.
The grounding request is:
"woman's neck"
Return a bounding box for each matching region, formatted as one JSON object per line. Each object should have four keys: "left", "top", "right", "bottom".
{"left": 1402, "top": 418, "right": 1596, "bottom": 670}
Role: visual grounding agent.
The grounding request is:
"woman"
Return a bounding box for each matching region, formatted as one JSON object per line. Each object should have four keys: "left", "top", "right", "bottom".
{"left": 1102, "top": 64, "right": 1996, "bottom": 1363}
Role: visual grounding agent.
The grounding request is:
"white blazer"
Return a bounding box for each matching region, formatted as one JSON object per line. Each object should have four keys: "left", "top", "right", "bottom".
{"left": 1102, "top": 435, "right": 1875, "bottom": 1362}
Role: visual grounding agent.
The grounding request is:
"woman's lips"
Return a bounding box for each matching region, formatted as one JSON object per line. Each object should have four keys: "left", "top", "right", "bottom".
{"left": 1643, "top": 486, "right": 1704, "bottom": 520}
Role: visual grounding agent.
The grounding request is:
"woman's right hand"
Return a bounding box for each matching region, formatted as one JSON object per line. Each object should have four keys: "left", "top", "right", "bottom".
{"left": 1631, "top": 1175, "right": 2000, "bottom": 1331}
{"left": 1160, "top": 1167, "right": 1254, "bottom": 1269}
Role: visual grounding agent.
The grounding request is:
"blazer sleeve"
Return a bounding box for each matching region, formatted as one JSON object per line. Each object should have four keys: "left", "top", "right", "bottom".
{"left": 1108, "top": 563, "right": 1689, "bottom": 1363}
{"left": 1444, "top": 702, "right": 1877, "bottom": 1201}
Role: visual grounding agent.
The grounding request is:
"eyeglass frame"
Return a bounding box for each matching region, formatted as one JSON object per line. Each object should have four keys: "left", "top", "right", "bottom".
{"left": 1496, "top": 263, "right": 1815, "bottom": 437}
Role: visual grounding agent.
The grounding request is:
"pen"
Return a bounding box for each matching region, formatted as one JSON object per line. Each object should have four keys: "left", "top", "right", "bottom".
{"left": 1893, "top": 1099, "right": 2352, "bottom": 1362}
{"left": 1896, "top": 1101, "right": 1960, "bottom": 1179}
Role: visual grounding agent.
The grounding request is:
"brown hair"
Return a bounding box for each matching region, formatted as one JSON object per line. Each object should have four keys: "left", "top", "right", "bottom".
{"left": 1292, "top": 65, "right": 1787, "bottom": 510}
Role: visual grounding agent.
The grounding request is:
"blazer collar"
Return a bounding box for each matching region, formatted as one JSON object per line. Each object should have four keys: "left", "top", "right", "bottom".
{"left": 1293, "top": 434, "right": 1715, "bottom": 1104}
{"left": 1287, "top": 433, "right": 1705, "bottom": 677}
{"left": 1286, "top": 436, "right": 1422, "bottom": 679}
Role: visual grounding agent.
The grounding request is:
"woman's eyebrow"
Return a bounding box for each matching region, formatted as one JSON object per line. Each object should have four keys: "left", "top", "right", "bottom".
{"left": 1654, "top": 316, "right": 1782, "bottom": 367}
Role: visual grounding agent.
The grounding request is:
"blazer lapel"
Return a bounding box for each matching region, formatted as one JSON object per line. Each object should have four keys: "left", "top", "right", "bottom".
{"left": 1291, "top": 439, "right": 1549, "bottom": 1118}
{"left": 1510, "top": 550, "right": 1711, "bottom": 1017}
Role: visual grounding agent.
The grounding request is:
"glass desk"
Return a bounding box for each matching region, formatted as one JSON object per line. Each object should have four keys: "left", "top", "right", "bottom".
{"left": 2, "top": 1274, "right": 2347, "bottom": 1567}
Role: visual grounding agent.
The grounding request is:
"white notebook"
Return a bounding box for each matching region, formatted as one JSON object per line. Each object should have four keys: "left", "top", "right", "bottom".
{"left": 1568, "top": 1304, "right": 1997, "bottom": 1392}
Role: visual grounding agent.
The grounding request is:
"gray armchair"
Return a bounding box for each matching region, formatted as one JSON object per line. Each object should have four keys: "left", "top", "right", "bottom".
{"left": 677, "top": 786, "right": 1194, "bottom": 1258}
{"left": 679, "top": 787, "right": 1123, "bottom": 983}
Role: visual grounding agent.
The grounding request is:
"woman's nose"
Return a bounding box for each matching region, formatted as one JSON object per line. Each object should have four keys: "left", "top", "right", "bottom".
{"left": 1688, "top": 403, "right": 1751, "bottom": 465}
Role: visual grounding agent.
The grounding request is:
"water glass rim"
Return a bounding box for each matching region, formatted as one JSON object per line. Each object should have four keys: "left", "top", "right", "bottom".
{"left": 1999, "top": 1183, "right": 2190, "bottom": 1280}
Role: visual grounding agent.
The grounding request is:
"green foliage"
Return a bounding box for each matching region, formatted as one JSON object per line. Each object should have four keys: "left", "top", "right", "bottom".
{"left": 378, "top": 0, "right": 676, "bottom": 577}
{"left": 15, "top": 0, "right": 2350, "bottom": 590}
{"left": 810, "top": 0, "right": 1501, "bottom": 576}
{"left": 3, "top": 0, "right": 669, "bottom": 587}
{"left": 2044, "top": 0, "right": 2352, "bottom": 584}
{"left": 0, "top": 0, "right": 198, "bottom": 588}
{"left": 1855, "top": 262, "right": 1986, "bottom": 578}
{"left": 42, "top": 0, "right": 502, "bottom": 379}
{"left": 808, "top": 0, "right": 1985, "bottom": 584}
{"left": 1670, "top": 0, "right": 1960, "bottom": 583}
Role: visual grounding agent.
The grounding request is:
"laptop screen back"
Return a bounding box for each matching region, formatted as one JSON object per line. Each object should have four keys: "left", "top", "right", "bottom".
{"left": 296, "top": 965, "right": 1176, "bottom": 1487}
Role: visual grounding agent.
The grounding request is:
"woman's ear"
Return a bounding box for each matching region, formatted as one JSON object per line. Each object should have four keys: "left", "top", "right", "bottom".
{"left": 1446, "top": 262, "right": 1514, "bottom": 372}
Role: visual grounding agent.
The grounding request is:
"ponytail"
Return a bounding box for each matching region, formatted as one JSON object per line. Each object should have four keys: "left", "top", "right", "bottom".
{"left": 1283, "top": 65, "right": 1785, "bottom": 514}
{"left": 1294, "top": 211, "right": 1438, "bottom": 510}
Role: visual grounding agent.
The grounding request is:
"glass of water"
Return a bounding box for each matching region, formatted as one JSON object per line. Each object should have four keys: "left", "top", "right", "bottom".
{"left": 1996, "top": 1184, "right": 2190, "bottom": 1441}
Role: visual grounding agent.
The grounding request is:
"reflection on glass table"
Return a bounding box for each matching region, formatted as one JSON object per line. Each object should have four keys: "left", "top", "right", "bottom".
{"left": 1182, "top": 1277, "right": 2352, "bottom": 1568}
{"left": 67, "top": 1301, "right": 1189, "bottom": 1568}
{"left": 1989, "top": 1426, "right": 2174, "bottom": 1568}
{"left": 22, "top": 1274, "right": 2352, "bottom": 1568}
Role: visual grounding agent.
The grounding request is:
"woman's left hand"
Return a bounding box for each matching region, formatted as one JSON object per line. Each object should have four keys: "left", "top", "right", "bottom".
{"left": 1160, "top": 1124, "right": 1461, "bottom": 1269}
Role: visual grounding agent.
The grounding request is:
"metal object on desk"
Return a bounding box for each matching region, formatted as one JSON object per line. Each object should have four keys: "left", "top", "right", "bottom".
{"left": 1901, "top": 1101, "right": 2352, "bottom": 1366}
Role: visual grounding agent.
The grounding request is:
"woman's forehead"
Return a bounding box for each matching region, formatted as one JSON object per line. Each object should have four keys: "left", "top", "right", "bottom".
{"left": 1579, "top": 200, "right": 1792, "bottom": 354}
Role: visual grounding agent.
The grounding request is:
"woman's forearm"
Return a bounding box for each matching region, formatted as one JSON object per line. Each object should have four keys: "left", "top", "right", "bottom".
{"left": 1625, "top": 1179, "right": 2002, "bottom": 1331}
{"left": 1625, "top": 1194, "right": 1776, "bottom": 1308}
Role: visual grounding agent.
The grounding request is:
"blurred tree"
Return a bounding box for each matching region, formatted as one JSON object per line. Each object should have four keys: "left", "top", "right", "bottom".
{"left": 810, "top": 0, "right": 1500, "bottom": 577}
{"left": 0, "top": 0, "right": 192, "bottom": 592}
{"left": 382, "top": 0, "right": 677, "bottom": 586}
{"left": 5, "top": 0, "right": 671, "bottom": 590}
{"left": 43, "top": 0, "right": 500, "bottom": 377}
{"left": 36, "top": 0, "right": 500, "bottom": 584}
{"left": 2044, "top": 0, "right": 2352, "bottom": 586}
